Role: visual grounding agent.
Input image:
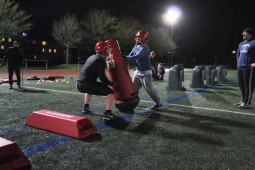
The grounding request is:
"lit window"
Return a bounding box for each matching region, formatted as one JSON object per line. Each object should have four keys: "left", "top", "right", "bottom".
{"left": 42, "top": 41, "right": 47, "bottom": 46}
{"left": 49, "top": 49, "right": 52, "bottom": 53}
{"left": 8, "top": 38, "right": 12, "bottom": 42}
{"left": 54, "top": 49, "right": 57, "bottom": 53}
{"left": 34, "top": 55, "right": 37, "bottom": 59}
{"left": 42, "top": 48, "right": 45, "bottom": 52}
{"left": 1, "top": 45, "right": 5, "bottom": 49}
{"left": 2, "top": 38, "right": 5, "bottom": 42}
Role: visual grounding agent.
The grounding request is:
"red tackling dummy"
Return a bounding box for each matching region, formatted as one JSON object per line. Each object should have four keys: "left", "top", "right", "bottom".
{"left": 105, "top": 39, "right": 139, "bottom": 111}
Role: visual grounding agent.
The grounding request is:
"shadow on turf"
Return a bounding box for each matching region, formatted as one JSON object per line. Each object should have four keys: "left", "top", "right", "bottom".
{"left": 162, "top": 107, "right": 255, "bottom": 131}
{"left": 162, "top": 109, "right": 231, "bottom": 134}
{"left": 115, "top": 109, "right": 228, "bottom": 146}
{"left": 104, "top": 116, "right": 131, "bottom": 130}
{"left": 149, "top": 109, "right": 227, "bottom": 146}
{"left": 129, "top": 111, "right": 161, "bottom": 134}
{"left": 12, "top": 88, "right": 47, "bottom": 93}
{"left": 209, "top": 87, "right": 237, "bottom": 90}
{"left": 79, "top": 133, "right": 103, "bottom": 143}
{"left": 195, "top": 90, "right": 224, "bottom": 94}
{"left": 81, "top": 105, "right": 255, "bottom": 147}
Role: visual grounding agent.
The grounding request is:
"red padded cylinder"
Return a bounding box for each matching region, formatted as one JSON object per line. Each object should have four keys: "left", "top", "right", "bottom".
{"left": 106, "top": 39, "right": 139, "bottom": 110}
{"left": 106, "top": 40, "right": 138, "bottom": 100}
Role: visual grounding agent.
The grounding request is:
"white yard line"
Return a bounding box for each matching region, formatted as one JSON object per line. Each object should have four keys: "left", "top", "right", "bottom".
{"left": 125, "top": 98, "right": 255, "bottom": 116}
{"left": 21, "top": 86, "right": 82, "bottom": 95}
{"left": 169, "top": 103, "right": 255, "bottom": 116}
{"left": 6, "top": 85, "right": 254, "bottom": 117}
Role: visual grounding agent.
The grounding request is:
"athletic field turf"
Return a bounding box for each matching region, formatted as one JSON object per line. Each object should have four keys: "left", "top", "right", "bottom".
{"left": 0, "top": 68, "right": 255, "bottom": 170}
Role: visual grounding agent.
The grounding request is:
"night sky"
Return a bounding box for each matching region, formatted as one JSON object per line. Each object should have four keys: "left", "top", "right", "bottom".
{"left": 15, "top": 0, "right": 255, "bottom": 65}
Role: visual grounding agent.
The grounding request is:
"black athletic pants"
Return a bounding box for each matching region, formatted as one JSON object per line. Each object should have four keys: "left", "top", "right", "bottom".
{"left": 8, "top": 65, "right": 21, "bottom": 86}
{"left": 237, "top": 68, "right": 255, "bottom": 104}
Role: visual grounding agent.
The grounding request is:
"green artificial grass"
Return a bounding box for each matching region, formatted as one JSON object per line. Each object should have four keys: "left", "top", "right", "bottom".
{"left": 1, "top": 69, "right": 255, "bottom": 169}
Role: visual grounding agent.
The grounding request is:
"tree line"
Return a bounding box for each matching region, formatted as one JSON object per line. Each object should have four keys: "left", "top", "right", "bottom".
{"left": 0, "top": 0, "right": 176, "bottom": 64}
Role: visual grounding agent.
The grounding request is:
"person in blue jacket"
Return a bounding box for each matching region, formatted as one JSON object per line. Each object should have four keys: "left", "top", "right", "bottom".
{"left": 124, "top": 30, "right": 162, "bottom": 110}
{"left": 236, "top": 28, "right": 255, "bottom": 108}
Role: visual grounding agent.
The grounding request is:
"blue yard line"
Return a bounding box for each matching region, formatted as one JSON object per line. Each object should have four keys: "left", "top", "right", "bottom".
{"left": 23, "top": 136, "right": 71, "bottom": 157}
{"left": 21, "top": 81, "right": 228, "bottom": 157}
{"left": 0, "top": 125, "right": 28, "bottom": 135}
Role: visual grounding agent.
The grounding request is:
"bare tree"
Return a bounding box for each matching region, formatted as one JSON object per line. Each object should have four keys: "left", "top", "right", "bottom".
{"left": 81, "top": 10, "right": 118, "bottom": 43}
{"left": 0, "top": 0, "right": 32, "bottom": 38}
{"left": 115, "top": 16, "right": 140, "bottom": 54}
{"left": 52, "top": 13, "right": 82, "bottom": 64}
{"left": 147, "top": 26, "right": 176, "bottom": 63}
{"left": 80, "top": 9, "right": 176, "bottom": 62}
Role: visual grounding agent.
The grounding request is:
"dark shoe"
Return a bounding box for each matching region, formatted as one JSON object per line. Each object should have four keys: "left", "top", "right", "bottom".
{"left": 82, "top": 107, "right": 92, "bottom": 114}
{"left": 9, "top": 86, "right": 13, "bottom": 89}
{"left": 152, "top": 104, "right": 163, "bottom": 111}
{"left": 17, "top": 85, "right": 22, "bottom": 89}
{"left": 103, "top": 112, "right": 116, "bottom": 120}
{"left": 237, "top": 103, "right": 248, "bottom": 109}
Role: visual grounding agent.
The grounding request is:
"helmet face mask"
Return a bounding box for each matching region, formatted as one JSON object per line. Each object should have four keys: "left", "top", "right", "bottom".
{"left": 135, "top": 30, "right": 149, "bottom": 44}
{"left": 135, "top": 37, "right": 143, "bottom": 44}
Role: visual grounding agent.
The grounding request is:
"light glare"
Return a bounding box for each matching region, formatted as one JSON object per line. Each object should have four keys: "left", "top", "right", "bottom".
{"left": 162, "top": 6, "right": 182, "bottom": 26}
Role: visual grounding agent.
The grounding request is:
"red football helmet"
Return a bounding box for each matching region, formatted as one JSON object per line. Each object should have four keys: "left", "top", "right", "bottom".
{"left": 135, "top": 30, "right": 149, "bottom": 44}
{"left": 95, "top": 41, "right": 109, "bottom": 56}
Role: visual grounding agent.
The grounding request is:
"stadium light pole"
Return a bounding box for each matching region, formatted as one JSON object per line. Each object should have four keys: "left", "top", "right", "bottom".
{"left": 162, "top": 6, "right": 182, "bottom": 66}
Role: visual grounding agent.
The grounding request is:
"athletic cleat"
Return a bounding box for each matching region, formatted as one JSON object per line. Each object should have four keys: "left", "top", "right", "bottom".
{"left": 82, "top": 108, "right": 92, "bottom": 114}
{"left": 237, "top": 103, "right": 248, "bottom": 109}
{"left": 235, "top": 102, "right": 244, "bottom": 107}
{"left": 152, "top": 104, "right": 163, "bottom": 111}
{"left": 103, "top": 112, "right": 116, "bottom": 120}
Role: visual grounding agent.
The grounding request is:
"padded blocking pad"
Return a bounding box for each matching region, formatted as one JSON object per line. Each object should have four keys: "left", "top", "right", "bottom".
{"left": 43, "top": 76, "right": 64, "bottom": 81}
{"left": 25, "top": 110, "right": 98, "bottom": 139}
{"left": 52, "top": 76, "right": 64, "bottom": 79}
{"left": 27, "top": 76, "right": 40, "bottom": 80}
{"left": 0, "top": 78, "right": 17, "bottom": 83}
{"left": 0, "top": 137, "right": 31, "bottom": 170}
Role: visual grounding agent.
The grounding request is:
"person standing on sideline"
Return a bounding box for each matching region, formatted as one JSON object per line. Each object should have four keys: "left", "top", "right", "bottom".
{"left": 124, "top": 30, "right": 163, "bottom": 110}
{"left": 2, "top": 41, "right": 24, "bottom": 89}
{"left": 157, "top": 63, "right": 165, "bottom": 80}
{"left": 150, "top": 51, "right": 158, "bottom": 80}
{"left": 77, "top": 41, "right": 117, "bottom": 120}
{"left": 236, "top": 28, "right": 255, "bottom": 108}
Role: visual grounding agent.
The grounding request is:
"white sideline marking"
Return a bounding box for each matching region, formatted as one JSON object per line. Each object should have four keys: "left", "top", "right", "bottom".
{"left": 169, "top": 103, "right": 255, "bottom": 116}
{"left": 22, "top": 86, "right": 82, "bottom": 95}
{"left": 139, "top": 99, "right": 255, "bottom": 116}
{"left": 8, "top": 85, "right": 254, "bottom": 117}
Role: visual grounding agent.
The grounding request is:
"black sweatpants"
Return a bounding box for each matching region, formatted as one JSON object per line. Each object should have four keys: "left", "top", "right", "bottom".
{"left": 237, "top": 68, "right": 255, "bottom": 104}
{"left": 8, "top": 65, "right": 21, "bottom": 86}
